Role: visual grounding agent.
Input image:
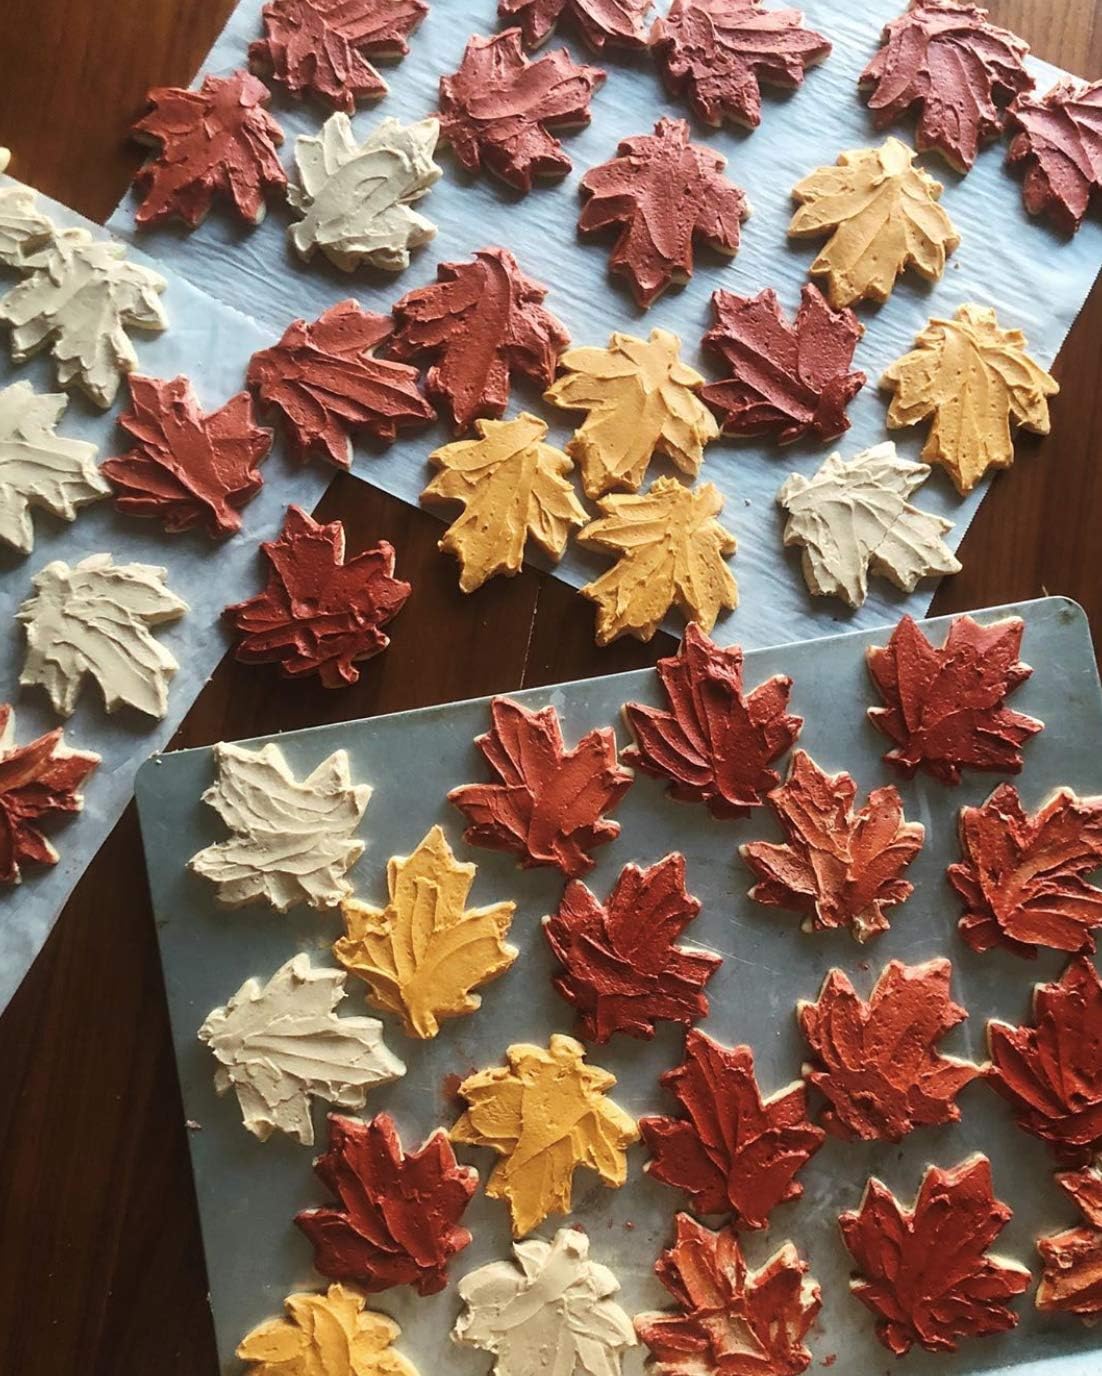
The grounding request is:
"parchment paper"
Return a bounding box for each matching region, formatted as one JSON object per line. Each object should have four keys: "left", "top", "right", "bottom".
{"left": 136, "top": 596, "right": 1101, "bottom": 1376}
{"left": 109, "top": 0, "right": 1102, "bottom": 648}
{"left": 0, "top": 183, "right": 330, "bottom": 1010}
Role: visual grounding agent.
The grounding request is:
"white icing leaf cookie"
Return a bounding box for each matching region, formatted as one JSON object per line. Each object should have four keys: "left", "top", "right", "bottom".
{"left": 453, "top": 1228, "right": 637, "bottom": 1376}
{"left": 0, "top": 209, "right": 167, "bottom": 407}
{"left": 17, "top": 554, "right": 187, "bottom": 718}
{"left": 778, "top": 443, "right": 961, "bottom": 609}
{"left": 198, "top": 953, "right": 405, "bottom": 1146}
{"left": 190, "top": 740, "right": 371, "bottom": 912}
{"left": 288, "top": 114, "right": 441, "bottom": 272}
{"left": 0, "top": 380, "right": 109, "bottom": 553}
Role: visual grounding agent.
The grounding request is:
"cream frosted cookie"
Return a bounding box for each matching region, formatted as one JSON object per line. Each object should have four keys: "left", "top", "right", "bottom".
{"left": 288, "top": 114, "right": 441, "bottom": 272}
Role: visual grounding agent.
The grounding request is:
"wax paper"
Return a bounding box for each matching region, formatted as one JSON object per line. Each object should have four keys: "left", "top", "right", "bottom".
{"left": 108, "top": 0, "right": 1102, "bottom": 647}
{"left": 0, "top": 181, "right": 330, "bottom": 1010}
{"left": 136, "top": 595, "right": 1102, "bottom": 1376}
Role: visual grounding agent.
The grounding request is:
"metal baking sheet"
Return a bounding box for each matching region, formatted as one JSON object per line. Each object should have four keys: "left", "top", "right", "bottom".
{"left": 109, "top": 0, "right": 1102, "bottom": 650}
{"left": 137, "top": 595, "right": 1098, "bottom": 1374}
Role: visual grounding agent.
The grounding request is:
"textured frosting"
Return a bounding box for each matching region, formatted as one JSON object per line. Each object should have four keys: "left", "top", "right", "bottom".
{"left": 789, "top": 137, "right": 959, "bottom": 307}
{"left": 0, "top": 379, "right": 108, "bottom": 553}
{"left": 451, "top": 1033, "right": 639, "bottom": 1237}
{"left": 545, "top": 328, "right": 717, "bottom": 499}
{"left": 237, "top": 1283, "right": 420, "bottom": 1376}
{"left": 1008, "top": 79, "right": 1102, "bottom": 233}
{"left": 289, "top": 114, "right": 440, "bottom": 271}
{"left": 798, "top": 959, "right": 980, "bottom": 1141}
{"left": 579, "top": 116, "right": 747, "bottom": 307}
{"left": 335, "top": 824, "right": 517, "bottom": 1038}
{"left": 17, "top": 554, "right": 186, "bottom": 718}
{"left": 501, "top": 0, "right": 652, "bottom": 50}
{"left": 189, "top": 740, "right": 371, "bottom": 911}
{"left": 453, "top": 1228, "right": 637, "bottom": 1376}
{"left": 882, "top": 304, "right": 1058, "bottom": 494}
{"left": 1037, "top": 1162, "right": 1102, "bottom": 1316}
{"left": 578, "top": 476, "right": 738, "bottom": 644}
{"left": 424, "top": 412, "right": 586, "bottom": 591}
{"left": 778, "top": 442, "right": 959, "bottom": 608}
{"left": 198, "top": 953, "right": 404, "bottom": 1145}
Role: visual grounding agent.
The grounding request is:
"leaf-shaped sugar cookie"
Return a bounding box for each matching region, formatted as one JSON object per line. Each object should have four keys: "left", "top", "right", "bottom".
{"left": 199, "top": 954, "right": 404, "bottom": 1145}
{"left": 189, "top": 740, "right": 371, "bottom": 911}
{"left": 789, "top": 137, "right": 960, "bottom": 307}
{"left": 288, "top": 114, "right": 440, "bottom": 272}
{"left": 545, "top": 329, "right": 718, "bottom": 499}
{"left": 451, "top": 1033, "right": 639, "bottom": 1237}
{"left": 335, "top": 825, "right": 517, "bottom": 1038}
{"left": 17, "top": 554, "right": 186, "bottom": 718}
{"left": 778, "top": 443, "right": 960, "bottom": 608}
{"left": 578, "top": 477, "right": 737, "bottom": 644}
{"left": 882, "top": 305, "right": 1058, "bottom": 494}
{"left": 501, "top": 0, "right": 652, "bottom": 51}
{"left": 0, "top": 380, "right": 108, "bottom": 554}
{"left": 237, "top": 1283, "right": 419, "bottom": 1376}
{"left": 0, "top": 176, "right": 52, "bottom": 263}
{"left": 422, "top": 413, "right": 586, "bottom": 591}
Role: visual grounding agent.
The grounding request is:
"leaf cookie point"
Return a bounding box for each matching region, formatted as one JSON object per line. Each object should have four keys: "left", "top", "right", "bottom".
{"left": 545, "top": 329, "right": 717, "bottom": 500}
{"left": 636, "top": 1214, "right": 821, "bottom": 1376}
{"left": 249, "top": 0, "right": 429, "bottom": 113}
{"left": 742, "top": 751, "right": 924, "bottom": 940}
{"left": 247, "top": 301, "right": 434, "bottom": 468}
{"left": 702, "top": 284, "right": 865, "bottom": 445}
{"left": 224, "top": 505, "right": 410, "bottom": 688}
{"left": 198, "top": 954, "right": 404, "bottom": 1146}
{"left": 1036, "top": 1160, "right": 1102, "bottom": 1317}
{"left": 453, "top": 1227, "right": 637, "bottom": 1376}
{"left": 653, "top": 0, "right": 832, "bottom": 130}
{"left": 789, "top": 137, "right": 960, "bottom": 307}
{"left": 17, "top": 554, "right": 187, "bottom": 718}
{"left": 288, "top": 114, "right": 441, "bottom": 272}
{"left": 237, "top": 1282, "right": 420, "bottom": 1376}
{"left": 335, "top": 824, "right": 517, "bottom": 1039}
{"left": 438, "top": 30, "right": 604, "bottom": 192}
{"left": 423, "top": 412, "right": 586, "bottom": 591}
{"left": 296, "top": 1112, "right": 477, "bottom": 1296}
{"left": 799, "top": 959, "right": 981, "bottom": 1142}
{"left": 450, "top": 1033, "right": 639, "bottom": 1237}
{"left": 866, "top": 613, "right": 1043, "bottom": 784}
{"left": 1008, "top": 79, "right": 1102, "bottom": 233}
{"left": 0, "top": 380, "right": 108, "bottom": 554}
{"left": 987, "top": 958, "right": 1102, "bottom": 1164}
{"left": 0, "top": 705, "right": 98, "bottom": 885}
{"left": 544, "top": 852, "right": 721, "bottom": 1042}
{"left": 502, "top": 0, "right": 652, "bottom": 51}
{"left": 778, "top": 442, "right": 960, "bottom": 609}
{"left": 640, "top": 1029, "right": 824, "bottom": 1228}
{"left": 579, "top": 117, "right": 748, "bottom": 308}
{"left": 623, "top": 623, "right": 801, "bottom": 817}
{"left": 861, "top": 0, "right": 1033, "bottom": 172}
{"left": 578, "top": 477, "right": 738, "bottom": 645}
{"left": 881, "top": 304, "right": 1058, "bottom": 494}
{"left": 840, "top": 1156, "right": 1030, "bottom": 1355}
{"left": 189, "top": 740, "right": 371, "bottom": 911}
{"left": 389, "top": 247, "right": 570, "bottom": 433}
{"left": 131, "top": 70, "right": 287, "bottom": 228}
{"left": 448, "top": 696, "right": 632, "bottom": 878}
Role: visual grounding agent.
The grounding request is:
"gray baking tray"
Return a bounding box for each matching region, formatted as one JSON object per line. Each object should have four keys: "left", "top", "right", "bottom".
{"left": 136, "top": 596, "right": 1097, "bottom": 1374}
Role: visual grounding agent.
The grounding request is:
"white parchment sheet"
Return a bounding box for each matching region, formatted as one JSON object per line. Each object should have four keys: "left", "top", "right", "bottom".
{"left": 0, "top": 184, "right": 330, "bottom": 1010}
{"left": 109, "top": 0, "right": 1102, "bottom": 647}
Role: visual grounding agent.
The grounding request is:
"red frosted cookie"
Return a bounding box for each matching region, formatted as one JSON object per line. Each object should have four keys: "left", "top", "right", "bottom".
{"left": 1008, "top": 79, "right": 1102, "bottom": 233}
{"left": 500, "top": 0, "right": 652, "bottom": 51}
{"left": 1037, "top": 1161, "right": 1102, "bottom": 1317}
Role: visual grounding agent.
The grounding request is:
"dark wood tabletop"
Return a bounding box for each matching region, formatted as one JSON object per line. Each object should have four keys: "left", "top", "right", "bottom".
{"left": 0, "top": 1, "right": 1099, "bottom": 1370}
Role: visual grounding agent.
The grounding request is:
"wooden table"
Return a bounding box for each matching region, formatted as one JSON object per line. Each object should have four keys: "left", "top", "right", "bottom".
{"left": 0, "top": 1, "right": 1099, "bottom": 1368}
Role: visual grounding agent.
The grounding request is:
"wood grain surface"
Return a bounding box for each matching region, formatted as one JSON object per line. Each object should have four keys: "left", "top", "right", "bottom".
{"left": 0, "top": 1, "right": 1099, "bottom": 1369}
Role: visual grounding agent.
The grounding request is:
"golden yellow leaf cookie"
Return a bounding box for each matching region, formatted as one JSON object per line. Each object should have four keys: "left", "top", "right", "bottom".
{"left": 451, "top": 1033, "right": 639, "bottom": 1237}
{"left": 236, "top": 1283, "right": 418, "bottom": 1376}
{"left": 789, "top": 138, "right": 960, "bottom": 307}
{"left": 577, "top": 476, "right": 737, "bottom": 645}
{"left": 334, "top": 825, "right": 517, "bottom": 1039}
{"left": 422, "top": 413, "right": 586, "bottom": 592}
{"left": 881, "top": 304, "right": 1058, "bottom": 495}
{"left": 545, "top": 329, "right": 718, "bottom": 499}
